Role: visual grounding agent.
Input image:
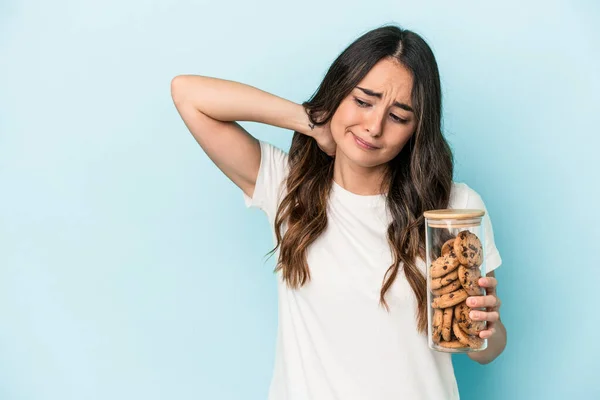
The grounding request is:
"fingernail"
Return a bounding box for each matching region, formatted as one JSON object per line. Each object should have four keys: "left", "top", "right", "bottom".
{"left": 468, "top": 298, "right": 476, "bottom": 306}
{"left": 470, "top": 311, "right": 478, "bottom": 319}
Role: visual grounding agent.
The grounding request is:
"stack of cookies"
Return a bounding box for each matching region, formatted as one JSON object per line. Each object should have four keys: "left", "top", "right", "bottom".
{"left": 429, "top": 230, "right": 486, "bottom": 350}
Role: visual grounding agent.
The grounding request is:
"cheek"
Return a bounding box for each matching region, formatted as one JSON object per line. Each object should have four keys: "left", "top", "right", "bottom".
{"left": 331, "top": 103, "right": 359, "bottom": 140}
{"left": 393, "top": 132, "right": 412, "bottom": 149}
{"left": 384, "top": 130, "right": 414, "bottom": 157}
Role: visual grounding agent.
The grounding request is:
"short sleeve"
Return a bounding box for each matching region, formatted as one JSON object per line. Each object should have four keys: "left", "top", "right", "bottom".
{"left": 242, "top": 140, "right": 289, "bottom": 221}
{"left": 451, "top": 183, "right": 503, "bottom": 274}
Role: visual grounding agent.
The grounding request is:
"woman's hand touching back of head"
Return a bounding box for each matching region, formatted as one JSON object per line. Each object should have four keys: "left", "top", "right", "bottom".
{"left": 307, "top": 120, "right": 336, "bottom": 157}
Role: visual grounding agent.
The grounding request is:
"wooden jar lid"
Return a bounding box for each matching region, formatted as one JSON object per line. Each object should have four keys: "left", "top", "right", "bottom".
{"left": 423, "top": 209, "right": 485, "bottom": 228}
{"left": 423, "top": 209, "right": 485, "bottom": 219}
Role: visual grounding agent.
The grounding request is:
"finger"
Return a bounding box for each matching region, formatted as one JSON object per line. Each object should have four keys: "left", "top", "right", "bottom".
{"left": 478, "top": 326, "right": 496, "bottom": 339}
{"left": 478, "top": 277, "right": 498, "bottom": 288}
{"left": 469, "top": 310, "right": 500, "bottom": 322}
{"left": 467, "top": 295, "right": 500, "bottom": 308}
{"left": 479, "top": 320, "right": 495, "bottom": 339}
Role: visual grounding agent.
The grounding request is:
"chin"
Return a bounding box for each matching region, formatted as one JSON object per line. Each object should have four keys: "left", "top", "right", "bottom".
{"left": 339, "top": 143, "right": 386, "bottom": 168}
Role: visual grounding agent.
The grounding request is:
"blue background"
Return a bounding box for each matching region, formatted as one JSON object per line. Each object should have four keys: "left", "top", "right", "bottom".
{"left": 1, "top": 1, "right": 598, "bottom": 399}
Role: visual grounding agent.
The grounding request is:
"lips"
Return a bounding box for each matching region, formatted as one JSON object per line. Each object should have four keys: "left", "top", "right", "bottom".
{"left": 352, "top": 133, "right": 380, "bottom": 150}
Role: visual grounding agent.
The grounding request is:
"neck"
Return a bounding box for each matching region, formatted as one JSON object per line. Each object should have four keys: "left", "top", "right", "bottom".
{"left": 333, "top": 153, "right": 388, "bottom": 196}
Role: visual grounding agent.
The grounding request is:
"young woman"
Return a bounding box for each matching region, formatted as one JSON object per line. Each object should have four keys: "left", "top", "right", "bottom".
{"left": 171, "top": 24, "right": 506, "bottom": 400}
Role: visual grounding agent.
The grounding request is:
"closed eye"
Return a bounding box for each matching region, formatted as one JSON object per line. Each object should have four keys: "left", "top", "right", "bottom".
{"left": 353, "top": 97, "right": 409, "bottom": 124}
{"left": 354, "top": 97, "right": 371, "bottom": 108}
{"left": 390, "top": 114, "right": 408, "bottom": 124}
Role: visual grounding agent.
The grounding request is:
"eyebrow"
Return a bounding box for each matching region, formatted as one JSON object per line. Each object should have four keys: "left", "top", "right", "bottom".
{"left": 355, "top": 86, "right": 414, "bottom": 113}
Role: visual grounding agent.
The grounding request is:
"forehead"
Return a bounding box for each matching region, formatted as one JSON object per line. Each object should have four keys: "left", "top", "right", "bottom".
{"left": 356, "top": 58, "right": 413, "bottom": 99}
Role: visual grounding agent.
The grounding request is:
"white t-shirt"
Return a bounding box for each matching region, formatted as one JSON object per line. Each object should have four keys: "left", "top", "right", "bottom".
{"left": 243, "top": 140, "right": 502, "bottom": 400}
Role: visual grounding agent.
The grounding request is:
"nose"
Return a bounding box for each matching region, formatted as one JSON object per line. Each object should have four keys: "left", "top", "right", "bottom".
{"left": 364, "top": 111, "right": 384, "bottom": 137}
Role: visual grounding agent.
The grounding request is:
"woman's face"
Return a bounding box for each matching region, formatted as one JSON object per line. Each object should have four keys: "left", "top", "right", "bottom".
{"left": 330, "top": 58, "right": 417, "bottom": 169}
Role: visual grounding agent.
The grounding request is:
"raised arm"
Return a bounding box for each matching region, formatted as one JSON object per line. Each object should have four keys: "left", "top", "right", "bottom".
{"left": 170, "top": 75, "right": 316, "bottom": 198}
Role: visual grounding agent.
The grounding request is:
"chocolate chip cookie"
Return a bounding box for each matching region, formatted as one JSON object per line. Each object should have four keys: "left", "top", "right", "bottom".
{"left": 454, "top": 230, "right": 483, "bottom": 268}
{"left": 458, "top": 265, "right": 484, "bottom": 296}
{"left": 430, "top": 252, "right": 460, "bottom": 279}
{"left": 442, "top": 307, "right": 454, "bottom": 342}
{"left": 452, "top": 318, "right": 484, "bottom": 349}
{"left": 454, "top": 301, "right": 486, "bottom": 335}
{"left": 441, "top": 237, "right": 456, "bottom": 256}
{"left": 432, "top": 308, "right": 443, "bottom": 344}
{"left": 438, "top": 339, "right": 465, "bottom": 349}
{"left": 431, "top": 288, "right": 468, "bottom": 309}
{"left": 431, "top": 269, "right": 459, "bottom": 290}
{"left": 432, "top": 279, "right": 462, "bottom": 296}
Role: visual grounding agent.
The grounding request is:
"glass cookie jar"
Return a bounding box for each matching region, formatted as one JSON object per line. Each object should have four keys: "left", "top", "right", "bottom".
{"left": 423, "top": 209, "right": 488, "bottom": 353}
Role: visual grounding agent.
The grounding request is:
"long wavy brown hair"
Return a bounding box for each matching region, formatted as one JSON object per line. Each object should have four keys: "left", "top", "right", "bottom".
{"left": 268, "top": 25, "right": 454, "bottom": 334}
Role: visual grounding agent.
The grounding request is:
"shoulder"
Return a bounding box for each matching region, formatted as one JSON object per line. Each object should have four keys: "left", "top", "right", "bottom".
{"left": 243, "top": 140, "right": 290, "bottom": 217}
{"left": 449, "top": 181, "right": 486, "bottom": 209}
{"left": 258, "top": 140, "right": 289, "bottom": 173}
